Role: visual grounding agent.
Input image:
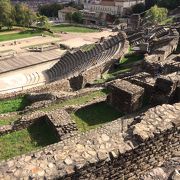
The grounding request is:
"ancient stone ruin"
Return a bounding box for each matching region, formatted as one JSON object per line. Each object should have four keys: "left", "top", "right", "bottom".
{"left": 0, "top": 21, "right": 179, "bottom": 179}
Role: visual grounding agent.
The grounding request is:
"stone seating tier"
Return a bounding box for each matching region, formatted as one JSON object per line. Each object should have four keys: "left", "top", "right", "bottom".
{"left": 46, "top": 33, "right": 124, "bottom": 81}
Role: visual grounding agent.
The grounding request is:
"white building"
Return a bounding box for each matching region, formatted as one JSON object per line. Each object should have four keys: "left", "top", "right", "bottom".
{"left": 84, "top": 0, "right": 145, "bottom": 16}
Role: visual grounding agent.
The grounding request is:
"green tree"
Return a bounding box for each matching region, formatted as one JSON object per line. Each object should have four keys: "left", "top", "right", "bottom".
{"left": 36, "top": 15, "right": 50, "bottom": 29}
{"left": 72, "top": 12, "right": 83, "bottom": 23}
{"left": 38, "top": 3, "right": 64, "bottom": 17}
{"left": 146, "top": 5, "right": 168, "bottom": 25}
{"left": 0, "top": 0, "right": 14, "bottom": 29}
{"left": 132, "top": 3, "right": 146, "bottom": 13}
{"left": 65, "top": 12, "right": 73, "bottom": 23}
{"left": 157, "top": 0, "right": 180, "bottom": 10}
{"left": 14, "top": 3, "right": 36, "bottom": 27}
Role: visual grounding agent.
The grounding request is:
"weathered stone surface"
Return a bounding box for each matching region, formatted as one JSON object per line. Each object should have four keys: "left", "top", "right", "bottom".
{"left": 171, "top": 169, "right": 180, "bottom": 180}
{"left": 151, "top": 73, "right": 180, "bottom": 105}
{"left": 107, "top": 79, "right": 144, "bottom": 113}
{"left": 0, "top": 103, "right": 179, "bottom": 179}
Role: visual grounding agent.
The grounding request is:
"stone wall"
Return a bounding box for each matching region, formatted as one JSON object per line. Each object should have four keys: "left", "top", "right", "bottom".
{"left": 0, "top": 103, "right": 179, "bottom": 179}
{"left": 151, "top": 73, "right": 180, "bottom": 105}
{"left": 0, "top": 109, "right": 78, "bottom": 141}
{"left": 107, "top": 79, "right": 144, "bottom": 113}
{"left": 142, "top": 29, "right": 179, "bottom": 75}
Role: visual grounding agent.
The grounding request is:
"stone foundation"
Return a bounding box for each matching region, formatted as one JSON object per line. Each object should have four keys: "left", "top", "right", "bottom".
{"left": 151, "top": 73, "right": 180, "bottom": 105}
{"left": 107, "top": 80, "right": 144, "bottom": 113}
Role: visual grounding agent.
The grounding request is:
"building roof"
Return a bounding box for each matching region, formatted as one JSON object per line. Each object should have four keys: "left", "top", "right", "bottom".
{"left": 60, "top": 6, "right": 78, "bottom": 13}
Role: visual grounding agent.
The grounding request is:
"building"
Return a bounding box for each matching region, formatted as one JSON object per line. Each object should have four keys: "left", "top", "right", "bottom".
{"left": 84, "top": 0, "right": 144, "bottom": 16}
{"left": 81, "top": 0, "right": 144, "bottom": 25}
{"left": 58, "top": 6, "right": 78, "bottom": 22}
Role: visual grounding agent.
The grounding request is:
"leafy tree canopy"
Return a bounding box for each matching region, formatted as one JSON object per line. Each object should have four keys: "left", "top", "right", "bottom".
{"left": 72, "top": 12, "right": 83, "bottom": 24}
{"left": 132, "top": 3, "right": 146, "bottom": 13}
{"left": 14, "top": 3, "right": 36, "bottom": 27}
{"left": 0, "top": 0, "right": 14, "bottom": 29}
{"left": 146, "top": 5, "right": 168, "bottom": 24}
{"left": 38, "top": 3, "right": 64, "bottom": 17}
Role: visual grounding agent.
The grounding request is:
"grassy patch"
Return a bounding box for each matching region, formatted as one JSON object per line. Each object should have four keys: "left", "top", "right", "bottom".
{"left": 93, "top": 52, "right": 143, "bottom": 84}
{"left": 0, "top": 115, "right": 20, "bottom": 126}
{"left": 71, "top": 101, "right": 122, "bottom": 132}
{"left": 42, "top": 89, "right": 108, "bottom": 112}
{"left": 94, "top": 68, "right": 131, "bottom": 84}
{"left": 51, "top": 24, "right": 98, "bottom": 33}
{"left": 0, "top": 120, "right": 59, "bottom": 161}
{"left": 0, "top": 29, "right": 49, "bottom": 42}
{"left": 0, "top": 96, "right": 29, "bottom": 114}
{"left": 120, "top": 54, "right": 144, "bottom": 65}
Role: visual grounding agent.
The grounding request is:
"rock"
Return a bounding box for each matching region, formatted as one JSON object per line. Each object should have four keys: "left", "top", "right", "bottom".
{"left": 101, "top": 134, "right": 110, "bottom": 142}
{"left": 171, "top": 169, "right": 180, "bottom": 180}
{"left": 7, "top": 161, "right": 14, "bottom": 168}
{"left": 48, "top": 163, "right": 54, "bottom": 169}
{"left": 37, "top": 169, "right": 45, "bottom": 177}
{"left": 24, "top": 156, "right": 31, "bottom": 162}
{"left": 64, "top": 157, "right": 73, "bottom": 165}
{"left": 172, "top": 151, "right": 180, "bottom": 157}
{"left": 14, "top": 170, "right": 21, "bottom": 177}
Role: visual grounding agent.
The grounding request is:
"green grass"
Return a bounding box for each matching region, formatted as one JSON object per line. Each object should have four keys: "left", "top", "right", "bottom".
{"left": 0, "top": 115, "right": 20, "bottom": 126}
{"left": 51, "top": 24, "right": 98, "bottom": 33}
{"left": 94, "top": 68, "right": 131, "bottom": 84}
{"left": 42, "top": 89, "right": 108, "bottom": 112}
{"left": 71, "top": 101, "right": 122, "bottom": 132}
{"left": 0, "top": 96, "right": 28, "bottom": 114}
{"left": 0, "top": 30, "right": 47, "bottom": 42}
{"left": 93, "top": 52, "right": 143, "bottom": 84}
{"left": 0, "top": 120, "right": 59, "bottom": 161}
{"left": 120, "top": 54, "right": 144, "bottom": 65}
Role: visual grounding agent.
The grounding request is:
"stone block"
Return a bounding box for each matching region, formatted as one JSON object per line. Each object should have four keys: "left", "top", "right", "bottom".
{"left": 107, "top": 80, "right": 144, "bottom": 113}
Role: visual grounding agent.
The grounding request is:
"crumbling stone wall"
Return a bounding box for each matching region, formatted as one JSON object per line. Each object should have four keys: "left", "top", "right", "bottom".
{"left": 0, "top": 103, "right": 179, "bottom": 179}
{"left": 0, "top": 109, "right": 78, "bottom": 141}
{"left": 151, "top": 73, "right": 180, "bottom": 105}
{"left": 107, "top": 80, "right": 144, "bottom": 114}
{"left": 123, "top": 72, "right": 156, "bottom": 102}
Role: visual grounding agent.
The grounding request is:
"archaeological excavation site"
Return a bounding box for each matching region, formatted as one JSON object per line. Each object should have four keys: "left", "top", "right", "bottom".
{"left": 0, "top": 11, "right": 179, "bottom": 180}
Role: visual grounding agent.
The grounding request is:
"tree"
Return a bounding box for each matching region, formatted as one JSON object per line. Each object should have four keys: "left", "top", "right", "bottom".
{"left": 157, "top": 0, "right": 180, "bottom": 10}
{"left": 36, "top": 15, "right": 51, "bottom": 29}
{"left": 14, "top": 3, "right": 36, "bottom": 27}
{"left": 65, "top": 12, "right": 73, "bottom": 23}
{"left": 72, "top": 12, "right": 83, "bottom": 23}
{"left": 145, "top": 0, "right": 180, "bottom": 10}
{"left": 146, "top": 5, "right": 168, "bottom": 25}
{"left": 38, "top": 3, "right": 64, "bottom": 17}
{"left": 0, "top": 0, "right": 14, "bottom": 29}
{"left": 132, "top": 3, "right": 146, "bottom": 13}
